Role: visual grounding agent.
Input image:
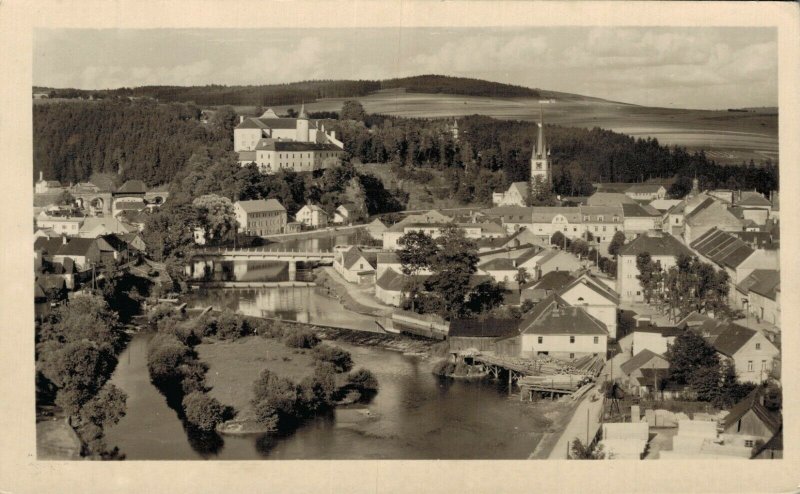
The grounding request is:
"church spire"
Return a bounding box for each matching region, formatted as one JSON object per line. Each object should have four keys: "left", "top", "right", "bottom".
{"left": 535, "top": 105, "right": 546, "bottom": 158}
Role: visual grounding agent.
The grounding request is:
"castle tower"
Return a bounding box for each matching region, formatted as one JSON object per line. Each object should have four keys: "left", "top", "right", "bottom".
{"left": 530, "top": 106, "right": 550, "bottom": 187}
{"left": 296, "top": 102, "right": 310, "bottom": 142}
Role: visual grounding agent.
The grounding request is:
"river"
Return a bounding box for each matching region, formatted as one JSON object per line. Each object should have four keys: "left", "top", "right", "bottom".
{"left": 105, "top": 333, "right": 552, "bottom": 459}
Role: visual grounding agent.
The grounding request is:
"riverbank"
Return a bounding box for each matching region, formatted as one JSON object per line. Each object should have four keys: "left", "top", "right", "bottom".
{"left": 265, "top": 224, "right": 365, "bottom": 242}
{"left": 314, "top": 267, "right": 392, "bottom": 318}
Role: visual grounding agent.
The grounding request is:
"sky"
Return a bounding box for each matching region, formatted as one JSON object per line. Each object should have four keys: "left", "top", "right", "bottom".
{"left": 33, "top": 27, "right": 777, "bottom": 110}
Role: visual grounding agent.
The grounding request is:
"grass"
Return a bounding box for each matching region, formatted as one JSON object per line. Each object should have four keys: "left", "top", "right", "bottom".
{"left": 196, "top": 335, "right": 320, "bottom": 419}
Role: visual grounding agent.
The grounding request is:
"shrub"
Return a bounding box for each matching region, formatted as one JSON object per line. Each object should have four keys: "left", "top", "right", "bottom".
{"left": 312, "top": 344, "right": 353, "bottom": 373}
{"left": 178, "top": 360, "right": 208, "bottom": 394}
{"left": 216, "top": 309, "right": 248, "bottom": 340}
{"left": 258, "top": 320, "right": 286, "bottom": 339}
{"left": 347, "top": 369, "right": 378, "bottom": 392}
{"left": 182, "top": 391, "right": 225, "bottom": 432}
{"left": 146, "top": 334, "right": 190, "bottom": 384}
{"left": 148, "top": 303, "right": 175, "bottom": 326}
{"left": 283, "top": 329, "right": 320, "bottom": 349}
{"left": 251, "top": 369, "right": 300, "bottom": 430}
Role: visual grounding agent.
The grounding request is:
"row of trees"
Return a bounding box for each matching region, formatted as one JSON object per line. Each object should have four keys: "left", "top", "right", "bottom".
{"left": 549, "top": 231, "right": 618, "bottom": 278}
{"left": 397, "top": 226, "right": 506, "bottom": 319}
{"left": 636, "top": 253, "right": 731, "bottom": 320}
{"left": 36, "top": 296, "right": 128, "bottom": 458}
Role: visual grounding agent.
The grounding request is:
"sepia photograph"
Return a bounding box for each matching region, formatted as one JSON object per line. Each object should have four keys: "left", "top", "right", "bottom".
{"left": 2, "top": 0, "right": 800, "bottom": 492}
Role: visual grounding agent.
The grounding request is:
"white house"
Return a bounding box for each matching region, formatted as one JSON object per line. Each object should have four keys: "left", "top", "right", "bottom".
{"left": 36, "top": 210, "right": 84, "bottom": 236}
{"left": 495, "top": 295, "right": 608, "bottom": 360}
{"left": 616, "top": 232, "right": 694, "bottom": 303}
{"left": 295, "top": 204, "right": 329, "bottom": 228}
{"left": 332, "top": 203, "right": 365, "bottom": 225}
{"left": 234, "top": 199, "right": 287, "bottom": 236}
{"left": 375, "top": 268, "right": 406, "bottom": 306}
{"left": 557, "top": 273, "right": 620, "bottom": 339}
{"left": 334, "top": 246, "right": 376, "bottom": 284}
{"left": 624, "top": 184, "right": 667, "bottom": 201}
{"left": 477, "top": 258, "right": 519, "bottom": 289}
{"left": 492, "top": 182, "right": 529, "bottom": 207}
{"left": 737, "top": 269, "right": 780, "bottom": 327}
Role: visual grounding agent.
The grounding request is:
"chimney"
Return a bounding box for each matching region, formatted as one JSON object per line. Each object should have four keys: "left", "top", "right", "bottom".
{"left": 239, "top": 115, "right": 244, "bottom": 123}
{"left": 39, "top": 171, "right": 43, "bottom": 181}
{"left": 62, "top": 235, "right": 68, "bottom": 245}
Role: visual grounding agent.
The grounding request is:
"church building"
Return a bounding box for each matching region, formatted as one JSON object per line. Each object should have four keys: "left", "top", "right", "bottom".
{"left": 492, "top": 108, "right": 551, "bottom": 206}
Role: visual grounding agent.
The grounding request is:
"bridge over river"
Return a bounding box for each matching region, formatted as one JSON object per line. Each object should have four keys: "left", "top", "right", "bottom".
{"left": 188, "top": 247, "right": 336, "bottom": 281}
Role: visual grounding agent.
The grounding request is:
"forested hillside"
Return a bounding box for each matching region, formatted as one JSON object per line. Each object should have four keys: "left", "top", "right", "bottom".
{"left": 36, "top": 75, "right": 545, "bottom": 106}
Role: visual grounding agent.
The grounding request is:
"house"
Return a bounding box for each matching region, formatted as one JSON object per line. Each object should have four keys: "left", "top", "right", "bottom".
{"left": 620, "top": 349, "right": 670, "bottom": 388}
{"left": 679, "top": 313, "right": 779, "bottom": 384}
{"left": 737, "top": 269, "right": 780, "bottom": 327}
{"left": 36, "top": 210, "right": 84, "bottom": 236}
{"left": 381, "top": 220, "right": 505, "bottom": 250}
{"left": 475, "top": 228, "right": 538, "bottom": 252}
{"left": 78, "top": 216, "right": 136, "bottom": 238}
{"left": 365, "top": 218, "right": 388, "bottom": 240}
{"left": 96, "top": 234, "right": 134, "bottom": 263}
{"left": 556, "top": 273, "right": 620, "bottom": 338}
{"left": 477, "top": 258, "right": 519, "bottom": 289}
{"left": 529, "top": 249, "right": 583, "bottom": 280}
{"left": 631, "top": 324, "right": 684, "bottom": 356}
{"left": 332, "top": 203, "right": 365, "bottom": 224}
{"left": 234, "top": 199, "right": 287, "bottom": 236}
{"left": 447, "top": 318, "right": 520, "bottom": 353}
{"left": 580, "top": 205, "right": 624, "bottom": 243}
{"left": 720, "top": 387, "right": 781, "bottom": 451}
{"left": 625, "top": 184, "right": 667, "bottom": 201}
{"left": 621, "top": 203, "right": 662, "bottom": 237}
{"left": 616, "top": 232, "right": 693, "bottom": 303}
{"left": 492, "top": 181, "right": 529, "bottom": 207}
{"left": 334, "top": 246, "right": 376, "bottom": 284}
{"left": 295, "top": 204, "right": 329, "bottom": 228}
{"left": 752, "top": 427, "right": 782, "bottom": 459}
{"left": 649, "top": 198, "right": 681, "bottom": 213}
{"left": 36, "top": 236, "right": 101, "bottom": 271}
{"left": 118, "top": 232, "right": 146, "bottom": 252}
{"left": 34, "top": 172, "right": 62, "bottom": 194}
{"left": 482, "top": 206, "right": 534, "bottom": 233}
{"left": 241, "top": 139, "right": 343, "bottom": 174}
{"left": 690, "top": 228, "right": 779, "bottom": 308}
{"left": 683, "top": 197, "right": 744, "bottom": 244}
{"left": 520, "top": 271, "right": 576, "bottom": 305}
{"left": 529, "top": 207, "right": 582, "bottom": 243}
{"left": 495, "top": 295, "right": 608, "bottom": 360}
{"left": 375, "top": 268, "right": 407, "bottom": 306}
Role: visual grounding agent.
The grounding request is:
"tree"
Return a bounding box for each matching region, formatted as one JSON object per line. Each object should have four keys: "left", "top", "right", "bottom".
{"left": 340, "top": 100, "right": 367, "bottom": 122}
{"left": 635, "top": 252, "right": 662, "bottom": 304}
{"left": 570, "top": 438, "right": 605, "bottom": 459}
{"left": 608, "top": 231, "right": 626, "bottom": 258}
{"left": 426, "top": 224, "right": 479, "bottom": 319}
{"left": 515, "top": 267, "right": 530, "bottom": 294}
{"left": 251, "top": 369, "right": 300, "bottom": 430}
{"left": 347, "top": 369, "right": 379, "bottom": 392}
{"left": 551, "top": 231, "right": 567, "bottom": 249}
{"left": 312, "top": 344, "right": 354, "bottom": 372}
{"left": 192, "top": 194, "right": 237, "bottom": 244}
{"left": 397, "top": 231, "right": 438, "bottom": 309}
{"left": 527, "top": 175, "right": 557, "bottom": 206}
{"left": 57, "top": 190, "right": 76, "bottom": 206}
{"left": 464, "top": 280, "right": 506, "bottom": 316}
{"left": 665, "top": 330, "right": 719, "bottom": 385}
{"left": 182, "top": 391, "right": 225, "bottom": 431}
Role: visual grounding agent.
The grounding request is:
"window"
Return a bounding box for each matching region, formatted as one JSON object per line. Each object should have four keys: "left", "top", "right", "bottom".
{"left": 762, "top": 360, "right": 767, "bottom": 370}
{"left": 538, "top": 336, "right": 543, "bottom": 344}
{"left": 593, "top": 336, "right": 599, "bottom": 344}
{"left": 747, "top": 361, "right": 753, "bottom": 371}
{"left": 744, "top": 440, "right": 754, "bottom": 448}
{"left": 755, "top": 343, "right": 761, "bottom": 350}
{"left": 570, "top": 353, "right": 575, "bottom": 359}
{"left": 636, "top": 291, "right": 641, "bottom": 296}
{"left": 570, "top": 336, "right": 575, "bottom": 344}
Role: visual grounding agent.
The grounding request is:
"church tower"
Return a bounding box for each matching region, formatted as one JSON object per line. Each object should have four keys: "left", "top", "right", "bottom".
{"left": 530, "top": 106, "right": 550, "bottom": 187}
{"left": 296, "top": 103, "right": 310, "bottom": 142}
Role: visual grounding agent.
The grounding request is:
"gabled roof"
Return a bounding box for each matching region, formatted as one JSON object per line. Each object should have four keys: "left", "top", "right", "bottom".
{"left": 516, "top": 295, "right": 608, "bottom": 336}
{"left": 237, "top": 198, "right": 286, "bottom": 213}
{"left": 479, "top": 258, "right": 517, "bottom": 271}
{"left": 736, "top": 191, "right": 771, "bottom": 207}
{"left": 620, "top": 349, "right": 667, "bottom": 376}
{"left": 508, "top": 181, "right": 530, "bottom": 197}
{"left": 56, "top": 237, "right": 97, "bottom": 257}
{"left": 649, "top": 199, "right": 682, "bottom": 212}
{"left": 622, "top": 202, "right": 662, "bottom": 218}
{"left": 737, "top": 269, "right": 780, "bottom": 300}
{"left": 34, "top": 237, "right": 65, "bottom": 254}
{"left": 299, "top": 204, "right": 328, "bottom": 215}
{"left": 618, "top": 232, "right": 693, "bottom": 258}
{"left": 482, "top": 206, "right": 533, "bottom": 222}
{"left": 337, "top": 203, "right": 361, "bottom": 215}
{"left": 116, "top": 180, "right": 147, "bottom": 194}
{"left": 587, "top": 192, "right": 637, "bottom": 206}
{"left": 521, "top": 270, "right": 575, "bottom": 291}
{"left": 633, "top": 325, "right": 684, "bottom": 337}
{"left": 626, "top": 183, "right": 666, "bottom": 194}
{"left": 690, "top": 228, "right": 754, "bottom": 269}
{"left": 448, "top": 318, "right": 520, "bottom": 338}
{"left": 531, "top": 206, "right": 582, "bottom": 223}
{"left": 376, "top": 268, "right": 406, "bottom": 291}
{"left": 712, "top": 324, "right": 759, "bottom": 358}
{"left": 341, "top": 246, "right": 375, "bottom": 271}
{"left": 722, "top": 386, "right": 781, "bottom": 435}
{"left": 558, "top": 273, "right": 620, "bottom": 304}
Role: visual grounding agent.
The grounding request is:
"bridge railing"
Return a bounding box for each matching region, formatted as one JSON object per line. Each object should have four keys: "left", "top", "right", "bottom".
{"left": 195, "top": 247, "right": 335, "bottom": 256}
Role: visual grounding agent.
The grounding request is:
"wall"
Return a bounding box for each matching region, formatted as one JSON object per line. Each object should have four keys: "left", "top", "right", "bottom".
{"left": 520, "top": 333, "right": 606, "bottom": 359}
{"left": 617, "top": 254, "right": 678, "bottom": 303}
{"left": 731, "top": 333, "right": 779, "bottom": 384}
{"left": 632, "top": 332, "right": 674, "bottom": 356}
{"left": 234, "top": 128, "right": 262, "bottom": 151}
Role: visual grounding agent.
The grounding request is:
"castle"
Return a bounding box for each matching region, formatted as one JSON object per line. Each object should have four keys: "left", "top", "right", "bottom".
{"left": 492, "top": 108, "right": 551, "bottom": 206}
{"left": 234, "top": 105, "right": 345, "bottom": 174}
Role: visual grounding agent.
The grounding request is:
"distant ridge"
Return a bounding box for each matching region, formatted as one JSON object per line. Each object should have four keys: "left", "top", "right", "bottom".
{"left": 34, "top": 74, "right": 612, "bottom": 106}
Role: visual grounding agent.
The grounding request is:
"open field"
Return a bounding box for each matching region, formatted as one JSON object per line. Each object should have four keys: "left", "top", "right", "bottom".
{"left": 267, "top": 88, "right": 778, "bottom": 165}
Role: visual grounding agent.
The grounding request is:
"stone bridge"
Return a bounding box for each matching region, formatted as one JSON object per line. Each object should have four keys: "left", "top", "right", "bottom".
{"left": 189, "top": 247, "right": 335, "bottom": 281}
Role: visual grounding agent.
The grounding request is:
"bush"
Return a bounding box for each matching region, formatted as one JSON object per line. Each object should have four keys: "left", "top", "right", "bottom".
{"left": 432, "top": 359, "right": 456, "bottom": 376}
{"left": 148, "top": 303, "right": 175, "bottom": 326}
{"left": 146, "top": 334, "right": 191, "bottom": 383}
{"left": 216, "top": 309, "right": 248, "bottom": 340}
{"left": 182, "top": 391, "right": 225, "bottom": 432}
{"left": 312, "top": 344, "right": 353, "bottom": 373}
{"left": 283, "top": 329, "right": 320, "bottom": 349}
{"left": 250, "top": 369, "right": 300, "bottom": 430}
{"left": 347, "top": 369, "right": 378, "bottom": 392}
